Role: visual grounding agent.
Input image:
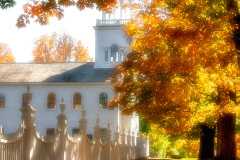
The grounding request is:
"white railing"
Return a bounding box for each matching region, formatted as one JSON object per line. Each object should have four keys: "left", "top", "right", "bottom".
{"left": 96, "top": 19, "right": 130, "bottom": 26}
{"left": 0, "top": 86, "right": 149, "bottom": 160}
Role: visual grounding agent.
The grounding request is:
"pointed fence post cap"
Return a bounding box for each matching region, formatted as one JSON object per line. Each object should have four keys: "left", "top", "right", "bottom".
{"left": 60, "top": 98, "right": 66, "bottom": 114}
{"left": 23, "top": 85, "right": 33, "bottom": 105}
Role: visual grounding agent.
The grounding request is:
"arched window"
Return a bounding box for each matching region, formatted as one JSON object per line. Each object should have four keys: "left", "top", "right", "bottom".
{"left": 73, "top": 93, "right": 81, "bottom": 109}
{"left": 111, "top": 44, "right": 118, "bottom": 62}
{"left": 99, "top": 93, "right": 108, "bottom": 109}
{"left": 47, "top": 93, "right": 56, "bottom": 109}
{"left": 0, "top": 94, "right": 5, "bottom": 108}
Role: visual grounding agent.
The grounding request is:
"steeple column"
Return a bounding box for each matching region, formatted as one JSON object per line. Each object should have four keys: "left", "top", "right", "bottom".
{"left": 120, "top": 0, "right": 123, "bottom": 19}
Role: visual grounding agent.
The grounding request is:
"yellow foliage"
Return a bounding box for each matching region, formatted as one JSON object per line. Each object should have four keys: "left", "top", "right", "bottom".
{"left": 32, "top": 33, "right": 93, "bottom": 62}
{"left": 0, "top": 42, "right": 15, "bottom": 63}
{"left": 109, "top": 0, "right": 240, "bottom": 137}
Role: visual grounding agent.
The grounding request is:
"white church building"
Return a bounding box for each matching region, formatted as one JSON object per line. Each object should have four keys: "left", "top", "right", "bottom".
{"left": 0, "top": 1, "right": 139, "bottom": 140}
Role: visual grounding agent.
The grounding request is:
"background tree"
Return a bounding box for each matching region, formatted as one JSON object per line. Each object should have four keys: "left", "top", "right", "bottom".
{"left": 140, "top": 116, "right": 201, "bottom": 158}
{"left": 0, "top": 0, "right": 116, "bottom": 28}
{"left": 109, "top": 0, "right": 240, "bottom": 159}
{"left": 32, "top": 35, "right": 55, "bottom": 62}
{"left": 0, "top": 42, "right": 15, "bottom": 63}
{"left": 148, "top": 124, "right": 171, "bottom": 158}
{"left": 73, "top": 40, "right": 93, "bottom": 62}
{"left": 32, "top": 32, "right": 92, "bottom": 62}
{"left": 55, "top": 33, "right": 75, "bottom": 62}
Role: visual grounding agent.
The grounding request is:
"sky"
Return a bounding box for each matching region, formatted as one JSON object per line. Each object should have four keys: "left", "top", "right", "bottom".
{"left": 0, "top": 1, "right": 102, "bottom": 62}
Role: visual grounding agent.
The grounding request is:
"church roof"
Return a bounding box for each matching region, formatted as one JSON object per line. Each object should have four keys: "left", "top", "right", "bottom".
{"left": 0, "top": 62, "right": 115, "bottom": 83}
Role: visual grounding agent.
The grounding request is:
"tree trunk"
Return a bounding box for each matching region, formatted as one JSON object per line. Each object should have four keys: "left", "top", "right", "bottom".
{"left": 199, "top": 123, "right": 215, "bottom": 160}
{"left": 217, "top": 113, "right": 236, "bottom": 160}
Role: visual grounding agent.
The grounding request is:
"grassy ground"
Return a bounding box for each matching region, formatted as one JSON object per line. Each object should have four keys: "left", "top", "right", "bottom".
{"left": 137, "top": 158, "right": 198, "bottom": 160}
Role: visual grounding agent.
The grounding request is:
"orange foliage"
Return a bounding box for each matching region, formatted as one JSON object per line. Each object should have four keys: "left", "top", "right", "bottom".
{"left": 73, "top": 41, "right": 93, "bottom": 62}
{"left": 16, "top": 0, "right": 117, "bottom": 28}
{"left": 0, "top": 42, "right": 15, "bottom": 63}
{"left": 32, "top": 33, "right": 93, "bottom": 62}
{"left": 54, "top": 33, "right": 75, "bottom": 62}
{"left": 109, "top": 0, "right": 240, "bottom": 134}
{"left": 32, "top": 35, "right": 56, "bottom": 62}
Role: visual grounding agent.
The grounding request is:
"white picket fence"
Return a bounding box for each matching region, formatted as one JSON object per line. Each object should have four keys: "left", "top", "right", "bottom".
{"left": 0, "top": 86, "right": 149, "bottom": 160}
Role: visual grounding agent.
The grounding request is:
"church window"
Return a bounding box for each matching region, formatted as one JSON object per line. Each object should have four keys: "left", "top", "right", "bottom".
{"left": 73, "top": 93, "right": 81, "bottom": 109}
{"left": 47, "top": 93, "right": 56, "bottom": 109}
{"left": 99, "top": 93, "right": 108, "bottom": 109}
{"left": 0, "top": 94, "right": 5, "bottom": 108}
{"left": 111, "top": 44, "right": 118, "bottom": 62}
{"left": 105, "top": 50, "right": 108, "bottom": 62}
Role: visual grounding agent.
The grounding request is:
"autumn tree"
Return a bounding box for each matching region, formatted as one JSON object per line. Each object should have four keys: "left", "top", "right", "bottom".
{"left": 0, "top": 0, "right": 116, "bottom": 28}
{"left": 54, "top": 33, "right": 75, "bottom": 62}
{"left": 73, "top": 40, "right": 93, "bottom": 62}
{"left": 109, "top": 0, "right": 240, "bottom": 159}
{"left": 0, "top": 42, "right": 15, "bottom": 63}
{"left": 32, "top": 32, "right": 92, "bottom": 62}
{"left": 32, "top": 35, "right": 56, "bottom": 62}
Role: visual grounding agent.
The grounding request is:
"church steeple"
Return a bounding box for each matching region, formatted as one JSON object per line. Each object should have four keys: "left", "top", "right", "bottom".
{"left": 102, "top": 0, "right": 132, "bottom": 20}
{"left": 93, "top": 0, "right": 132, "bottom": 68}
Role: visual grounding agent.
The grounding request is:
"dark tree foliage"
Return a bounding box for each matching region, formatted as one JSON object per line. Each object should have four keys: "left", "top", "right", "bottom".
{"left": 0, "top": 0, "right": 16, "bottom": 9}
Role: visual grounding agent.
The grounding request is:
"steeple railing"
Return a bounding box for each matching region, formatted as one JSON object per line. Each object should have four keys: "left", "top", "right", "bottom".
{"left": 96, "top": 19, "right": 130, "bottom": 26}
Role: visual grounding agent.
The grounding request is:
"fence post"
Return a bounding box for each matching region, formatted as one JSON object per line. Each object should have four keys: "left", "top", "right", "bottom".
{"left": 121, "top": 127, "right": 126, "bottom": 160}
{"left": 20, "top": 85, "right": 36, "bottom": 160}
{"left": 94, "top": 114, "right": 101, "bottom": 140}
{"left": 139, "top": 134, "right": 144, "bottom": 158}
{"left": 132, "top": 132, "right": 136, "bottom": 159}
{"left": 114, "top": 126, "right": 120, "bottom": 160}
{"left": 146, "top": 135, "right": 149, "bottom": 158}
{"left": 127, "top": 129, "right": 131, "bottom": 159}
{"left": 93, "top": 114, "right": 101, "bottom": 160}
{"left": 57, "top": 98, "right": 68, "bottom": 160}
{"left": 136, "top": 133, "right": 140, "bottom": 158}
{"left": 114, "top": 126, "right": 120, "bottom": 144}
{"left": 105, "top": 119, "right": 111, "bottom": 160}
{"left": 79, "top": 105, "right": 87, "bottom": 160}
